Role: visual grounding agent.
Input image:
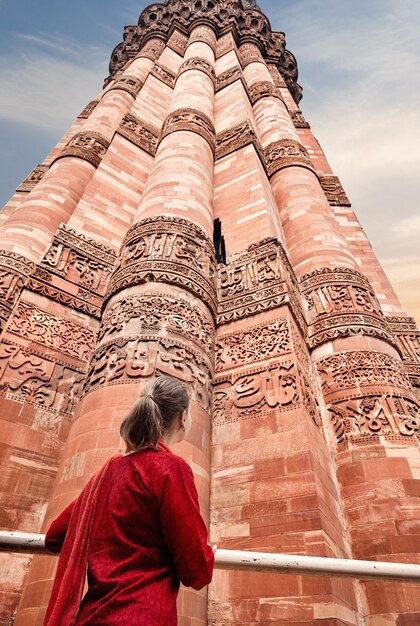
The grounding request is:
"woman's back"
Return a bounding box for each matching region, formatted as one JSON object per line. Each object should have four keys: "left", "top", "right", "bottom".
{"left": 46, "top": 444, "right": 213, "bottom": 626}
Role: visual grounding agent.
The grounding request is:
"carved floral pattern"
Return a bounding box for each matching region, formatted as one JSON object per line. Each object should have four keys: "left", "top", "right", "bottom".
{"left": 177, "top": 57, "right": 216, "bottom": 86}
{"left": 216, "top": 66, "right": 244, "bottom": 92}
{"left": 215, "top": 317, "right": 290, "bottom": 372}
{"left": 215, "top": 119, "right": 262, "bottom": 161}
{"left": 105, "top": 74, "right": 144, "bottom": 98}
{"left": 0, "top": 252, "right": 34, "bottom": 329}
{"left": 150, "top": 64, "right": 176, "bottom": 88}
{"left": 248, "top": 81, "right": 285, "bottom": 105}
{"left": 6, "top": 301, "right": 96, "bottom": 362}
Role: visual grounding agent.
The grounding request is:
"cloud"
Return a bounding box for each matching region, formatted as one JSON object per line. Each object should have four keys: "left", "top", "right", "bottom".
{"left": 0, "top": 34, "right": 109, "bottom": 133}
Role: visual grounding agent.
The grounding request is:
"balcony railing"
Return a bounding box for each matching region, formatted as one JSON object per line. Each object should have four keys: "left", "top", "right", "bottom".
{"left": 1, "top": 531, "right": 420, "bottom": 582}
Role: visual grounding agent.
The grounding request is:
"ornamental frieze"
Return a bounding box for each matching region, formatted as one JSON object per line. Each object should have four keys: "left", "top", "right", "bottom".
{"left": 215, "top": 317, "right": 290, "bottom": 372}
{"left": 187, "top": 25, "right": 217, "bottom": 52}
{"left": 107, "top": 217, "right": 217, "bottom": 314}
{"left": 28, "top": 271, "right": 102, "bottom": 319}
{"left": 150, "top": 63, "right": 176, "bottom": 88}
{"left": 215, "top": 119, "right": 263, "bottom": 161}
{"left": 160, "top": 108, "right": 216, "bottom": 151}
{"left": 265, "top": 139, "right": 315, "bottom": 176}
{"left": 177, "top": 57, "right": 216, "bottom": 86}
{"left": 329, "top": 395, "right": 419, "bottom": 446}
{"left": 53, "top": 132, "right": 110, "bottom": 168}
{"left": 0, "top": 251, "right": 34, "bottom": 329}
{"left": 213, "top": 360, "right": 299, "bottom": 424}
{"left": 215, "top": 33, "right": 236, "bottom": 59}
{"left": 5, "top": 301, "right": 96, "bottom": 362}
{"left": 117, "top": 113, "right": 160, "bottom": 156}
{"left": 300, "top": 267, "right": 394, "bottom": 348}
{"left": 0, "top": 340, "right": 87, "bottom": 421}
{"left": 105, "top": 74, "right": 144, "bottom": 98}
{"left": 238, "top": 44, "right": 264, "bottom": 69}
{"left": 291, "top": 110, "right": 310, "bottom": 129}
{"left": 78, "top": 100, "right": 99, "bottom": 119}
{"left": 317, "top": 350, "right": 414, "bottom": 402}
{"left": 99, "top": 292, "right": 214, "bottom": 351}
{"left": 216, "top": 67, "right": 244, "bottom": 92}
{"left": 84, "top": 336, "right": 212, "bottom": 410}
{"left": 17, "top": 164, "right": 49, "bottom": 192}
{"left": 167, "top": 30, "right": 188, "bottom": 56}
{"left": 319, "top": 175, "right": 350, "bottom": 206}
{"left": 217, "top": 238, "right": 303, "bottom": 326}
{"left": 41, "top": 225, "right": 115, "bottom": 295}
{"left": 248, "top": 81, "right": 285, "bottom": 105}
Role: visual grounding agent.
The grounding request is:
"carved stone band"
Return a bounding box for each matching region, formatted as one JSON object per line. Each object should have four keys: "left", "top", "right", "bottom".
{"left": 187, "top": 25, "right": 217, "bottom": 53}
{"left": 300, "top": 267, "right": 395, "bottom": 349}
{"left": 264, "top": 139, "right": 315, "bottom": 177}
{"left": 105, "top": 75, "right": 144, "bottom": 98}
{"left": 150, "top": 64, "right": 176, "bottom": 88}
{"left": 160, "top": 108, "right": 216, "bottom": 152}
{"left": 117, "top": 113, "right": 160, "bottom": 156}
{"left": 291, "top": 110, "right": 310, "bottom": 129}
{"left": 17, "top": 164, "right": 49, "bottom": 192}
{"left": 107, "top": 216, "right": 217, "bottom": 315}
{"left": 216, "top": 67, "right": 244, "bottom": 92}
{"left": 137, "top": 39, "right": 166, "bottom": 62}
{"left": 319, "top": 175, "right": 350, "bottom": 206}
{"left": 54, "top": 132, "right": 110, "bottom": 169}
{"left": 78, "top": 100, "right": 99, "bottom": 119}
{"left": 248, "top": 81, "right": 285, "bottom": 106}
{"left": 177, "top": 57, "right": 216, "bottom": 87}
{"left": 0, "top": 251, "right": 34, "bottom": 328}
{"left": 216, "top": 119, "right": 262, "bottom": 161}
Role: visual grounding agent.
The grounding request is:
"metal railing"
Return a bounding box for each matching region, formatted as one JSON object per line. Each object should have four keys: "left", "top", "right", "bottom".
{"left": 1, "top": 531, "right": 420, "bottom": 582}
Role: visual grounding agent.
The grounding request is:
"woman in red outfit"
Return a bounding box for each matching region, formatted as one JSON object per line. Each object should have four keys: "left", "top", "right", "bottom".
{"left": 44, "top": 376, "right": 215, "bottom": 626}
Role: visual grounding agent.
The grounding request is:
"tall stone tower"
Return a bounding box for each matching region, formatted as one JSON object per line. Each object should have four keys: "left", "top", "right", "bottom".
{"left": 1, "top": 1, "right": 419, "bottom": 624}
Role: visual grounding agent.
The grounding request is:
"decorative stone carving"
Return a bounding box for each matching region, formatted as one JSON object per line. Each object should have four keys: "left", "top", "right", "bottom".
{"left": 54, "top": 132, "right": 110, "bottom": 168}
{"left": 84, "top": 336, "right": 212, "bottom": 410}
{"left": 177, "top": 57, "right": 216, "bottom": 86}
{"left": 267, "top": 64, "right": 284, "bottom": 89}
{"left": 107, "top": 217, "right": 217, "bottom": 315}
{"left": 215, "top": 34, "right": 236, "bottom": 59}
{"left": 0, "top": 340, "right": 87, "bottom": 419}
{"left": 291, "top": 110, "right": 310, "bottom": 129}
{"left": 150, "top": 63, "right": 176, "bottom": 88}
{"left": 214, "top": 360, "right": 299, "bottom": 424}
{"left": 215, "top": 317, "right": 290, "bottom": 372}
{"left": 41, "top": 224, "right": 116, "bottom": 295}
{"left": 105, "top": 74, "right": 144, "bottom": 98}
{"left": 319, "top": 175, "right": 350, "bottom": 206}
{"left": 78, "top": 100, "right": 99, "bottom": 119}
{"left": 216, "top": 119, "right": 263, "bottom": 161}
{"left": 300, "top": 267, "right": 394, "bottom": 348}
{"left": 329, "top": 395, "right": 419, "bottom": 445}
{"left": 216, "top": 66, "right": 243, "bottom": 92}
{"left": 99, "top": 292, "right": 214, "bottom": 351}
{"left": 0, "top": 251, "right": 34, "bottom": 329}
{"left": 161, "top": 108, "right": 215, "bottom": 151}
{"left": 6, "top": 301, "right": 96, "bottom": 362}
{"left": 265, "top": 139, "right": 315, "bottom": 176}
{"left": 17, "top": 164, "right": 49, "bottom": 192}
{"left": 117, "top": 113, "right": 160, "bottom": 156}
{"left": 28, "top": 271, "right": 102, "bottom": 318}
{"left": 217, "top": 238, "right": 302, "bottom": 325}
{"left": 167, "top": 30, "right": 189, "bottom": 56}
{"left": 248, "top": 81, "right": 285, "bottom": 105}
{"left": 188, "top": 25, "right": 217, "bottom": 52}
{"left": 137, "top": 39, "right": 166, "bottom": 62}
{"left": 105, "top": 2, "right": 303, "bottom": 104}
{"left": 387, "top": 316, "right": 420, "bottom": 387}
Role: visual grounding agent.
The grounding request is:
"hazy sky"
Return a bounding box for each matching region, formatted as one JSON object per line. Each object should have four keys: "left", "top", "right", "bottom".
{"left": 0, "top": 0, "right": 419, "bottom": 323}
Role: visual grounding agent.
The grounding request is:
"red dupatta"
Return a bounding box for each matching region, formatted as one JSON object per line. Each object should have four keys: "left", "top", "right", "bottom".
{"left": 44, "top": 456, "right": 120, "bottom": 626}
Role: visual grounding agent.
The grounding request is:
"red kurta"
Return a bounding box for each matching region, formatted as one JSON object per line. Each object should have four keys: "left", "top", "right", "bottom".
{"left": 45, "top": 443, "right": 214, "bottom": 625}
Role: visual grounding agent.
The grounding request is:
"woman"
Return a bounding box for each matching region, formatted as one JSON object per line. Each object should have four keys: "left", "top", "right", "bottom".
{"left": 44, "top": 376, "right": 215, "bottom": 626}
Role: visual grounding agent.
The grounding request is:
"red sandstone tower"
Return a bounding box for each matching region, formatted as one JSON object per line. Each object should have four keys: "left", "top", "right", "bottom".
{"left": 1, "top": 1, "right": 419, "bottom": 624}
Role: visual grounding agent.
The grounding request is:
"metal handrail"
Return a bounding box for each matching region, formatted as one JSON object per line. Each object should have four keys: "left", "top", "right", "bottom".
{"left": 1, "top": 531, "right": 420, "bottom": 582}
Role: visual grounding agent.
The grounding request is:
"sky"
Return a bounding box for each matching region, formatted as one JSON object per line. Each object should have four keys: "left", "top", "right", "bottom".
{"left": 0, "top": 0, "right": 419, "bottom": 324}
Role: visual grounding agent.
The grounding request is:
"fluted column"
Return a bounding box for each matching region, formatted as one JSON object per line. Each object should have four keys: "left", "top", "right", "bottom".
{"left": 14, "top": 26, "right": 217, "bottom": 626}
{"left": 0, "top": 38, "right": 165, "bottom": 264}
{"left": 240, "top": 42, "right": 356, "bottom": 276}
{"left": 241, "top": 41, "right": 420, "bottom": 625}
